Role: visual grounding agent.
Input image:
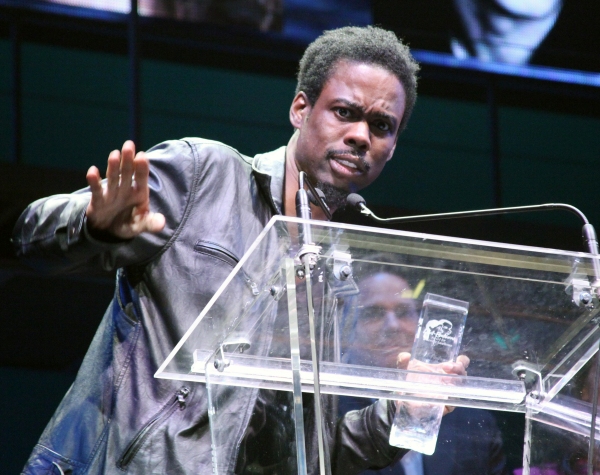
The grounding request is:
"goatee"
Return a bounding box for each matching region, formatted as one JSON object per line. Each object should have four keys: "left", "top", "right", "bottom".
{"left": 315, "top": 181, "right": 349, "bottom": 211}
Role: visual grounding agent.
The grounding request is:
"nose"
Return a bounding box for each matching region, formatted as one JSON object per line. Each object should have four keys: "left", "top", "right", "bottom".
{"left": 384, "top": 311, "right": 417, "bottom": 336}
{"left": 383, "top": 310, "right": 402, "bottom": 332}
{"left": 344, "top": 120, "right": 370, "bottom": 152}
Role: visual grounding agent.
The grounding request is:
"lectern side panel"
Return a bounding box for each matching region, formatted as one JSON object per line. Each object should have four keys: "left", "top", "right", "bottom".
{"left": 525, "top": 418, "right": 600, "bottom": 475}
{"left": 206, "top": 361, "right": 300, "bottom": 475}
{"left": 155, "top": 218, "right": 291, "bottom": 380}
{"left": 529, "top": 357, "right": 600, "bottom": 441}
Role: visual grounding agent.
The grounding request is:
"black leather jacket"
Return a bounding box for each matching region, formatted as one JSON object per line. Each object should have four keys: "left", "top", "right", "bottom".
{"left": 13, "top": 138, "right": 404, "bottom": 474}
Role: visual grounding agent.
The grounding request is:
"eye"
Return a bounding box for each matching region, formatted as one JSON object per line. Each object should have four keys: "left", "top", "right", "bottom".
{"left": 374, "top": 120, "right": 391, "bottom": 132}
{"left": 336, "top": 107, "right": 352, "bottom": 118}
{"left": 360, "top": 306, "right": 386, "bottom": 322}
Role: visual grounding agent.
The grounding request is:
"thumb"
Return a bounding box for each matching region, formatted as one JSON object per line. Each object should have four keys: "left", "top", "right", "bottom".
{"left": 396, "top": 352, "right": 411, "bottom": 370}
{"left": 143, "top": 212, "right": 166, "bottom": 233}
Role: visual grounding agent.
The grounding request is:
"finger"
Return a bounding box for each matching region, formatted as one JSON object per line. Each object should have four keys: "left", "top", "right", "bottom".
{"left": 457, "top": 355, "right": 470, "bottom": 369}
{"left": 440, "top": 359, "right": 468, "bottom": 377}
{"left": 440, "top": 362, "right": 460, "bottom": 376}
{"left": 106, "top": 150, "right": 121, "bottom": 193}
{"left": 396, "top": 352, "right": 411, "bottom": 370}
{"left": 133, "top": 152, "right": 149, "bottom": 192}
{"left": 443, "top": 405, "right": 455, "bottom": 416}
{"left": 145, "top": 213, "right": 166, "bottom": 233}
{"left": 130, "top": 212, "right": 166, "bottom": 235}
{"left": 86, "top": 166, "right": 103, "bottom": 203}
{"left": 120, "top": 140, "right": 136, "bottom": 189}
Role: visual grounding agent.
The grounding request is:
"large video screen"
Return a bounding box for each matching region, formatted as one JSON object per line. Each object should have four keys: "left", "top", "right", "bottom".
{"left": 26, "top": 0, "right": 372, "bottom": 44}
{"left": 373, "top": 0, "right": 600, "bottom": 87}
{"left": 11, "top": 0, "right": 600, "bottom": 87}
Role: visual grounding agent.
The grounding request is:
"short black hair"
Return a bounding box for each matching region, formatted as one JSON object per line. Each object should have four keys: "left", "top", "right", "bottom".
{"left": 296, "top": 26, "right": 419, "bottom": 134}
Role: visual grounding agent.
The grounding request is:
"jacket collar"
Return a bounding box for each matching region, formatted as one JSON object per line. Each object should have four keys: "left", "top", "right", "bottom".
{"left": 251, "top": 146, "right": 286, "bottom": 216}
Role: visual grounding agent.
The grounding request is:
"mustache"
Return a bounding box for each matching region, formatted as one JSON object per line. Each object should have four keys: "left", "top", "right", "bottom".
{"left": 326, "top": 149, "right": 371, "bottom": 172}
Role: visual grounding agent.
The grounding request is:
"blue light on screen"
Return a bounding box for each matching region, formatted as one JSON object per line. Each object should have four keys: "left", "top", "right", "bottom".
{"left": 413, "top": 50, "right": 600, "bottom": 88}
{"left": 282, "top": 0, "right": 371, "bottom": 44}
{"left": 6, "top": 0, "right": 599, "bottom": 87}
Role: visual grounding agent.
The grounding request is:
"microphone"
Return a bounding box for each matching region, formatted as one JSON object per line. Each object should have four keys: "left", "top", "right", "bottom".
{"left": 296, "top": 172, "right": 313, "bottom": 245}
{"left": 346, "top": 193, "right": 372, "bottom": 216}
{"left": 346, "top": 194, "right": 600, "bottom": 285}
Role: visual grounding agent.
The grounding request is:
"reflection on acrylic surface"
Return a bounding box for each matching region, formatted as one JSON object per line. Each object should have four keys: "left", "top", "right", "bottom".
{"left": 346, "top": 272, "right": 421, "bottom": 369}
{"left": 514, "top": 360, "right": 600, "bottom": 475}
{"left": 341, "top": 271, "right": 507, "bottom": 474}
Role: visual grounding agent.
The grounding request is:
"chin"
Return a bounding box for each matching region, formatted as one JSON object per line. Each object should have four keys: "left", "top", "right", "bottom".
{"left": 315, "top": 181, "right": 351, "bottom": 209}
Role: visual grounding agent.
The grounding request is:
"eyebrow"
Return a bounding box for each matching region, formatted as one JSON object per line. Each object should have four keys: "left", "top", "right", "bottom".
{"left": 334, "top": 98, "right": 398, "bottom": 128}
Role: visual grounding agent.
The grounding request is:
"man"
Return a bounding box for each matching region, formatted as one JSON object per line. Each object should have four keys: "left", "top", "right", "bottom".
{"left": 342, "top": 271, "right": 506, "bottom": 475}
{"left": 14, "top": 26, "right": 468, "bottom": 474}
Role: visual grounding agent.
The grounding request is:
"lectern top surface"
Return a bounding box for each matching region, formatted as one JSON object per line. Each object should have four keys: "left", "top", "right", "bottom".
{"left": 156, "top": 216, "right": 600, "bottom": 413}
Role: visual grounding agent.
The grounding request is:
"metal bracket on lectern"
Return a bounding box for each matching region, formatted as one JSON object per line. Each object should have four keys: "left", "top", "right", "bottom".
{"left": 295, "top": 244, "right": 322, "bottom": 278}
{"left": 565, "top": 260, "right": 597, "bottom": 308}
{"left": 327, "top": 250, "right": 353, "bottom": 281}
{"left": 512, "top": 360, "right": 544, "bottom": 406}
{"left": 213, "top": 334, "right": 251, "bottom": 372}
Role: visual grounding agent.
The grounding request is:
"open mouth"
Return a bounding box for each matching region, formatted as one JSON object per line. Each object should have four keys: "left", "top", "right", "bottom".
{"left": 335, "top": 158, "right": 358, "bottom": 169}
{"left": 328, "top": 152, "right": 367, "bottom": 176}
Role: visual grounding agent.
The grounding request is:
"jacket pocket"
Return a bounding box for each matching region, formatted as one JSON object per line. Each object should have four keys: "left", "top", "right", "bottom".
{"left": 193, "top": 240, "right": 259, "bottom": 294}
{"left": 116, "top": 386, "right": 190, "bottom": 470}
{"left": 193, "top": 240, "right": 239, "bottom": 268}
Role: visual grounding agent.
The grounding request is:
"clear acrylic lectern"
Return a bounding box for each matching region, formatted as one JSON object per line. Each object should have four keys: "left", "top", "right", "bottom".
{"left": 156, "top": 216, "right": 600, "bottom": 475}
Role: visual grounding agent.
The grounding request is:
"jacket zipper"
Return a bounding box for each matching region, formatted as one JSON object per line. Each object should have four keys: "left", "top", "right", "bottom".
{"left": 194, "top": 241, "right": 259, "bottom": 294}
{"left": 116, "top": 386, "right": 190, "bottom": 470}
{"left": 194, "top": 241, "right": 239, "bottom": 268}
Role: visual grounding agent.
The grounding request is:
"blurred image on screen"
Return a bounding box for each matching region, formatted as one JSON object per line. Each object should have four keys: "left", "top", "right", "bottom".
{"left": 39, "top": 0, "right": 372, "bottom": 40}
{"left": 373, "top": 0, "right": 600, "bottom": 77}
{"left": 27, "top": 0, "right": 600, "bottom": 83}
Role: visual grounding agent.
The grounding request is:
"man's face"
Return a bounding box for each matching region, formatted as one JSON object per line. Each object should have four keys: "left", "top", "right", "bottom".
{"left": 290, "top": 61, "right": 406, "bottom": 195}
{"left": 350, "top": 273, "right": 419, "bottom": 368}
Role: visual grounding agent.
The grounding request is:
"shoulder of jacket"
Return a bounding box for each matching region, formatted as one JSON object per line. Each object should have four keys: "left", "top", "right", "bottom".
{"left": 178, "top": 137, "right": 252, "bottom": 164}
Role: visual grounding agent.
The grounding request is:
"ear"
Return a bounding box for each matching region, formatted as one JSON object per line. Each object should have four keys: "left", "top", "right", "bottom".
{"left": 289, "top": 91, "right": 311, "bottom": 130}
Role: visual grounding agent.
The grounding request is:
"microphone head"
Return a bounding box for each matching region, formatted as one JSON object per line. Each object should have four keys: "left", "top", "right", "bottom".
{"left": 307, "top": 187, "right": 326, "bottom": 206}
{"left": 346, "top": 193, "right": 366, "bottom": 211}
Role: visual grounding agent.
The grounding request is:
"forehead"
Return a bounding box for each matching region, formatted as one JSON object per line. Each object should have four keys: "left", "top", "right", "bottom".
{"left": 358, "top": 273, "right": 411, "bottom": 307}
{"left": 319, "top": 61, "right": 406, "bottom": 113}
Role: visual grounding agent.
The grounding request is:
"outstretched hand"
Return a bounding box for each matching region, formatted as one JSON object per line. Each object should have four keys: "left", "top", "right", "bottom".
{"left": 397, "top": 352, "right": 470, "bottom": 416}
{"left": 86, "top": 140, "right": 166, "bottom": 240}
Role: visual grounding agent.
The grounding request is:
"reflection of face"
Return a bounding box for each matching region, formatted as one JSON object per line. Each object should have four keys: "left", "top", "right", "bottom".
{"left": 350, "top": 273, "right": 419, "bottom": 368}
{"left": 291, "top": 61, "right": 406, "bottom": 194}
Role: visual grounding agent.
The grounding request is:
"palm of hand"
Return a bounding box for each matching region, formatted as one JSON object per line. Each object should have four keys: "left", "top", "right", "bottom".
{"left": 85, "top": 141, "right": 165, "bottom": 240}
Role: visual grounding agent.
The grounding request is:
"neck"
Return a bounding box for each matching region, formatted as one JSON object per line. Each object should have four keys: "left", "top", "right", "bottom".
{"left": 284, "top": 132, "right": 330, "bottom": 220}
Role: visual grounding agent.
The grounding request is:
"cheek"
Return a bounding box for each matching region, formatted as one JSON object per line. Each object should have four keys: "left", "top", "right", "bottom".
{"left": 300, "top": 123, "right": 327, "bottom": 153}
{"left": 355, "top": 322, "right": 379, "bottom": 339}
{"left": 401, "top": 320, "right": 418, "bottom": 334}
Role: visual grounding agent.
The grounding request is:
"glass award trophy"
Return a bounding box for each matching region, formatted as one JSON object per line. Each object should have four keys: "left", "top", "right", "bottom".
{"left": 389, "top": 293, "right": 469, "bottom": 454}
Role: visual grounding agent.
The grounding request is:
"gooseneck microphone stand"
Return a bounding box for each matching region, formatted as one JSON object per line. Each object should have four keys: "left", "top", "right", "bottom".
{"left": 347, "top": 193, "right": 600, "bottom": 475}
{"left": 346, "top": 194, "right": 600, "bottom": 285}
{"left": 294, "top": 172, "right": 331, "bottom": 475}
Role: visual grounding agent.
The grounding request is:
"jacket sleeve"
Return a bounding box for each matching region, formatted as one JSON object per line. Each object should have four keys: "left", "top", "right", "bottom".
{"left": 12, "top": 140, "right": 196, "bottom": 273}
{"left": 332, "top": 399, "right": 407, "bottom": 474}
